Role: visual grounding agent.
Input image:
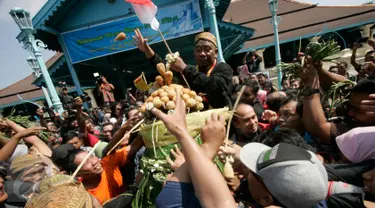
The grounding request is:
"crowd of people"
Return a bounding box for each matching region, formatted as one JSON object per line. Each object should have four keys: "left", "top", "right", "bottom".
{"left": 0, "top": 30, "right": 375, "bottom": 208}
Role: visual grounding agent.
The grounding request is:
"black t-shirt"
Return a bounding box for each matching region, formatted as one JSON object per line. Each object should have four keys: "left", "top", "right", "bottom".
{"left": 246, "top": 59, "right": 261, "bottom": 73}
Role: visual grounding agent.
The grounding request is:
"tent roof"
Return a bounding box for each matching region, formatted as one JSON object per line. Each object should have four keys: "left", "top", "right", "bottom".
{"left": 223, "top": 0, "right": 375, "bottom": 51}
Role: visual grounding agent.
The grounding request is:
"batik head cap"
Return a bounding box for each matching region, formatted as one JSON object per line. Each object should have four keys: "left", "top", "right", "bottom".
{"left": 240, "top": 143, "right": 328, "bottom": 208}
{"left": 194, "top": 32, "right": 217, "bottom": 47}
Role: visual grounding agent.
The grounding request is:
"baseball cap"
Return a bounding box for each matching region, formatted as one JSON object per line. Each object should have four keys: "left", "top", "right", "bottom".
{"left": 240, "top": 143, "right": 328, "bottom": 208}
{"left": 335, "top": 126, "right": 375, "bottom": 163}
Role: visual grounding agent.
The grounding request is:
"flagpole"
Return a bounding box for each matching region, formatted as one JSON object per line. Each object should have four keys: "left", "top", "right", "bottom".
{"left": 157, "top": 28, "right": 191, "bottom": 89}
{"left": 157, "top": 28, "right": 173, "bottom": 55}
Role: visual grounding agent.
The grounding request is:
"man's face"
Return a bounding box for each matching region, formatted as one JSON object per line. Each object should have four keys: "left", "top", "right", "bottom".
{"left": 329, "top": 67, "right": 338, "bottom": 74}
{"left": 74, "top": 152, "right": 103, "bottom": 176}
{"left": 246, "top": 170, "right": 272, "bottom": 207}
{"left": 282, "top": 80, "right": 290, "bottom": 89}
{"left": 337, "top": 65, "right": 347, "bottom": 77}
{"left": 242, "top": 87, "right": 257, "bottom": 104}
{"left": 63, "top": 89, "right": 68, "bottom": 95}
{"left": 257, "top": 75, "right": 266, "bottom": 85}
{"left": 115, "top": 104, "right": 122, "bottom": 117}
{"left": 278, "top": 101, "right": 302, "bottom": 130}
{"left": 36, "top": 108, "right": 44, "bottom": 116}
{"left": 67, "top": 136, "right": 83, "bottom": 149}
{"left": 70, "top": 120, "right": 78, "bottom": 128}
{"left": 249, "top": 55, "right": 256, "bottom": 62}
{"left": 85, "top": 120, "right": 95, "bottom": 133}
{"left": 194, "top": 40, "right": 217, "bottom": 69}
{"left": 234, "top": 104, "right": 259, "bottom": 136}
{"left": 128, "top": 109, "right": 140, "bottom": 119}
{"left": 102, "top": 125, "right": 113, "bottom": 141}
{"left": 348, "top": 93, "right": 375, "bottom": 126}
{"left": 290, "top": 80, "right": 300, "bottom": 89}
{"left": 47, "top": 122, "right": 57, "bottom": 133}
{"left": 250, "top": 74, "right": 258, "bottom": 82}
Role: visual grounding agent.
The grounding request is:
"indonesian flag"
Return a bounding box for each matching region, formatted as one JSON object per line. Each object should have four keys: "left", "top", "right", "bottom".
{"left": 125, "top": 0, "right": 160, "bottom": 31}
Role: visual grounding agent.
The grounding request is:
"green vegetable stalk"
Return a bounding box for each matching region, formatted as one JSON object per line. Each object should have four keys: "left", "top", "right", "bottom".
{"left": 280, "top": 39, "right": 341, "bottom": 78}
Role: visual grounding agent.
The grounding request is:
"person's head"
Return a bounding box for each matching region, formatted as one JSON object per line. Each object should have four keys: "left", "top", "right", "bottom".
{"left": 278, "top": 95, "right": 304, "bottom": 132}
{"left": 242, "top": 80, "right": 260, "bottom": 104}
{"left": 364, "top": 51, "right": 375, "bottom": 78}
{"left": 338, "top": 62, "right": 348, "bottom": 77}
{"left": 263, "top": 81, "right": 273, "bottom": 94}
{"left": 336, "top": 126, "right": 375, "bottom": 163}
{"left": 266, "top": 91, "right": 287, "bottom": 112}
{"left": 70, "top": 119, "right": 78, "bottom": 129}
{"left": 257, "top": 73, "right": 267, "bottom": 86}
{"left": 348, "top": 78, "right": 375, "bottom": 126}
{"left": 62, "top": 130, "right": 83, "bottom": 149}
{"left": 290, "top": 78, "right": 301, "bottom": 89}
{"left": 328, "top": 65, "right": 338, "bottom": 74}
{"left": 102, "top": 123, "right": 114, "bottom": 141}
{"left": 258, "top": 128, "right": 316, "bottom": 153}
{"left": 85, "top": 119, "right": 95, "bottom": 133}
{"left": 115, "top": 103, "right": 124, "bottom": 118}
{"left": 135, "top": 101, "right": 143, "bottom": 108}
{"left": 248, "top": 51, "right": 256, "bottom": 62}
{"left": 233, "top": 103, "right": 259, "bottom": 137}
{"left": 52, "top": 144, "right": 102, "bottom": 176}
{"left": 36, "top": 108, "right": 44, "bottom": 117}
{"left": 194, "top": 32, "right": 218, "bottom": 69}
{"left": 281, "top": 76, "right": 290, "bottom": 90}
{"left": 365, "top": 50, "right": 375, "bottom": 63}
{"left": 250, "top": 74, "right": 258, "bottom": 82}
{"left": 46, "top": 121, "right": 58, "bottom": 133}
{"left": 127, "top": 108, "right": 141, "bottom": 119}
{"left": 62, "top": 87, "right": 68, "bottom": 95}
{"left": 240, "top": 143, "right": 328, "bottom": 207}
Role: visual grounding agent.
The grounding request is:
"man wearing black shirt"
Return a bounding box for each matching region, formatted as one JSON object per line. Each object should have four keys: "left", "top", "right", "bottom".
{"left": 133, "top": 29, "right": 232, "bottom": 108}
{"left": 240, "top": 80, "right": 264, "bottom": 120}
{"left": 242, "top": 51, "right": 263, "bottom": 73}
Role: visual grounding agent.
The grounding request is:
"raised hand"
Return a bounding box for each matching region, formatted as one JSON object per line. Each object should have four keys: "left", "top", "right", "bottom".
{"left": 299, "top": 56, "right": 320, "bottom": 87}
{"left": 361, "top": 94, "right": 375, "bottom": 116}
{"left": 133, "top": 29, "right": 149, "bottom": 53}
{"left": 166, "top": 144, "right": 186, "bottom": 171}
{"left": 151, "top": 90, "right": 188, "bottom": 137}
{"left": 261, "top": 110, "right": 278, "bottom": 124}
{"left": 170, "top": 57, "right": 187, "bottom": 73}
{"left": 200, "top": 113, "right": 226, "bottom": 158}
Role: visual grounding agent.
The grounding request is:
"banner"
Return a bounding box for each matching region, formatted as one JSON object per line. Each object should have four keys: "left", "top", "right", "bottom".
{"left": 61, "top": 0, "right": 203, "bottom": 64}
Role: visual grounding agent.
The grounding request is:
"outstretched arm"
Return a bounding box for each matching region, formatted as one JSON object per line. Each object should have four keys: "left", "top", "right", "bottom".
{"left": 300, "top": 57, "right": 333, "bottom": 143}
{"left": 0, "top": 127, "right": 45, "bottom": 160}
{"left": 152, "top": 91, "right": 237, "bottom": 208}
{"left": 5, "top": 119, "right": 52, "bottom": 157}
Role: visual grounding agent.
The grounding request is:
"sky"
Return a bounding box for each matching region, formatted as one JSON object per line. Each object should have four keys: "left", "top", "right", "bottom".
{"left": 0, "top": 0, "right": 372, "bottom": 90}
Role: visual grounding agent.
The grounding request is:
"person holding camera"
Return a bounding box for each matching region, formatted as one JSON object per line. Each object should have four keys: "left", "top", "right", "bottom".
{"left": 60, "top": 87, "right": 74, "bottom": 109}
{"left": 97, "top": 76, "right": 115, "bottom": 106}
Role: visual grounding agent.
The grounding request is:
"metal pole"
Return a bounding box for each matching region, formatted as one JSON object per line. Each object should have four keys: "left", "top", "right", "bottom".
{"left": 29, "top": 35, "right": 64, "bottom": 115}
{"left": 206, "top": 0, "right": 225, "bottom": 63}
{"left": 57, "top": 35, "right": 89, "bottom": 110}
{"left": 41, "top": 86, "right": 53, "bottom": 107}
{"left": 57, "top": 35, "right": 84, "bottom": 95}
{"left": 270, "top": 5, "right": 282, "bottom": 89}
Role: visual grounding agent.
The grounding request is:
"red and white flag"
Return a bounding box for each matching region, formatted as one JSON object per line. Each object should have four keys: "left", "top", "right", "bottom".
{"left": 125, "top": 0, "right": 160, "bottom": 31}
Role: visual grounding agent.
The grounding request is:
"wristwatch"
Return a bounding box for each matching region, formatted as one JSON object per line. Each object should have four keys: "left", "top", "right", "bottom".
{"left": 302, "top": 87, "right": 320, "bottom": 96}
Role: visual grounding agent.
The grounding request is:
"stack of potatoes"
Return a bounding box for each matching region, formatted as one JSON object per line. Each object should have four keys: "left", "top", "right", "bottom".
{"left": 140, "top": 63, "right": 204, "bottom": 113}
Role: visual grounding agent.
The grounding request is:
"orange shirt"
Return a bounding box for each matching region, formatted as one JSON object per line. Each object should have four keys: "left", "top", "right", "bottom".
{"left": 87, "top": 146, "right": 128, "bottom": 204}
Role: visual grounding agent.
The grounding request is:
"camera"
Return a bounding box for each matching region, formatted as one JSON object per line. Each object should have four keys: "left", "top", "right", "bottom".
{"left": 80, "top": 92, "right": 91, "bottom": 102}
